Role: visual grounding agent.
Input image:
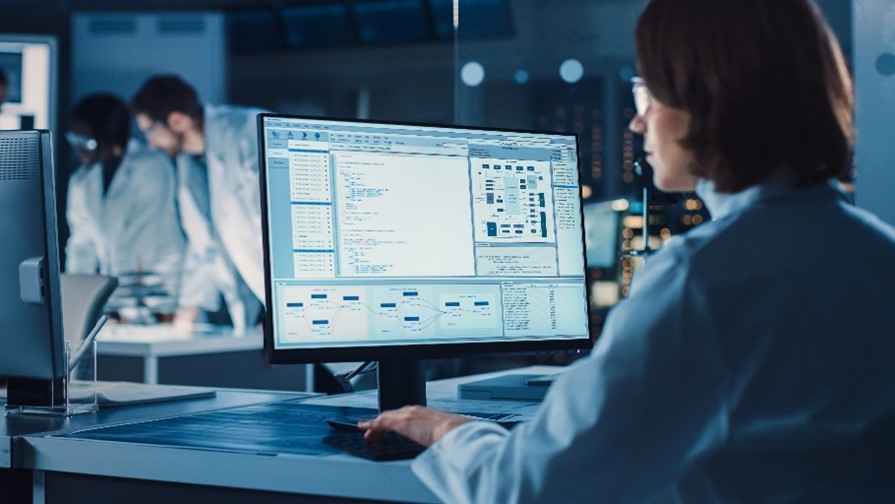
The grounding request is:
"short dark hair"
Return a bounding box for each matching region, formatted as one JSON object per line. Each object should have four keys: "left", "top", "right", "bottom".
{"left": 131, "top": 74, "right": 203, "bottom": 127}
{"left": 72, "top": 93, "right": 131, "bottom": 149}
{"left": 635, "top": 0, "right": 854, "bottom": 193}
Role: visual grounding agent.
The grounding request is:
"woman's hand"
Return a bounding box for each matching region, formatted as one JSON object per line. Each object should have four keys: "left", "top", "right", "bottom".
{"left": 358, "top": 406, "right": 472, "bottom": 447}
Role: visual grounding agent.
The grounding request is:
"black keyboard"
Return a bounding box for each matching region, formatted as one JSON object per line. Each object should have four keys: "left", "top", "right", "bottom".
{"left": 322, "top": 429, "right": 426, "bottom": 461}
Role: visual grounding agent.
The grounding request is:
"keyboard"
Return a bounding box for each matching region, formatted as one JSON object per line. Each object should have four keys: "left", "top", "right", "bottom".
{"left": 322, "top": 429, "right": 426, "bottom": 461}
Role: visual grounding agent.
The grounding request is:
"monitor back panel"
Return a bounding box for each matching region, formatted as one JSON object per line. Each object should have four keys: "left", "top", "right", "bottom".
{"left": 0, "top": 130, "right": 64, "bottom": 379}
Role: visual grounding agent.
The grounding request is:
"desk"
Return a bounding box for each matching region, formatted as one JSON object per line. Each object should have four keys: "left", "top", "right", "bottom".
{"left": 2, "top": 387, "right": 314, "bottom": 502}
{"left": 21, "top": 366, "right": 561, "bottom": 503}
{"left": 96, "top": 324, "right": 310, "bottom": 392}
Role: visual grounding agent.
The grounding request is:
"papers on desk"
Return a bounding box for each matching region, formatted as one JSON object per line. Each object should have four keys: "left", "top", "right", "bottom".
{"left": 98, "top": 322, "right": 234, "bottom": 342}
{"left": 1, "top": 381, "right": 216, "bottom": 407}
{"left": 68, "top": 381, "right": 216, "bottom": 406}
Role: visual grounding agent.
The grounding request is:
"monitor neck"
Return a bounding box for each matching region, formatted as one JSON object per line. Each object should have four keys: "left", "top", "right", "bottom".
{"left": 376, "top": 359, "right": 426, "bottom": 412}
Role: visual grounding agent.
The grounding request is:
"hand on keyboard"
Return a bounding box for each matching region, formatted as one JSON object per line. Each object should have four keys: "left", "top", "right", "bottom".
{"left": 322, "top": 428, "right": 426, "bottom": 461}
{"left": 323, "top": 410, "right": 522, "bottom": 461}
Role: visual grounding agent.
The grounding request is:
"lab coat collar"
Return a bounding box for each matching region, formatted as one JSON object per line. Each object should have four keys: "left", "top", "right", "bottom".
{"left": 696, "top": 172, "right": 809, "bottom": 221}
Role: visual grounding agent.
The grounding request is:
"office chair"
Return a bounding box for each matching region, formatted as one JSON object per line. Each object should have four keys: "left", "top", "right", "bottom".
{"left": 60, "top": 273, "right": 118, "bottom": 378}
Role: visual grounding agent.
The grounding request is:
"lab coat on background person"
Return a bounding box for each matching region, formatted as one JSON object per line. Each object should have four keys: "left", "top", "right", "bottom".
{"left": 66, "top": 138, "right": 184, "bottom": 301}
{"left": 176, "top": 104, "right": 267, "bottom": 334}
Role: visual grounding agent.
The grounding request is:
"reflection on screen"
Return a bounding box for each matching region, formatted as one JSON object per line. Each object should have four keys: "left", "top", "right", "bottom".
{"left": 261, "top": 117, "right": 589, "bottom": 352}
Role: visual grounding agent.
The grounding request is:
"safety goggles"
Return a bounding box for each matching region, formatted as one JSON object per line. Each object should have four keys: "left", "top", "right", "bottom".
{"left": 65, "top": 131, "right": 98, "bottom": 152}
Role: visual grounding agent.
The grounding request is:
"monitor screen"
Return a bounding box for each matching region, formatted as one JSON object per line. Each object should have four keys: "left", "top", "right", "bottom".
{"left": 0, "top": 130, "right": 66, "bottom": 408}
{"left": 582, "top": 200, "right": 620, "bottom": 270}
{"left": 0, "top": 34, "right": 57, "bottom": 132}
{"left": 259, "top": 114, "right": 591, "bottom": 408}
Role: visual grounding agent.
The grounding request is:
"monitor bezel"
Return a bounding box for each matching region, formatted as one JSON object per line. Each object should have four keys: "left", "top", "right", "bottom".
{"left": 258, "top": 112, "right": 593, "bottom": 365}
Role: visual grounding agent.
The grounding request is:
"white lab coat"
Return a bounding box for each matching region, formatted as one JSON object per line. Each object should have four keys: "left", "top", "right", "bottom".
{"left": 177, "top": 104, "right": 267, "bottom": 332}
{"left": 412, "top": 177, "right": 895, "bottom": 503}
{"left": 65, "top": 138, "right": 184, "bottom": 299}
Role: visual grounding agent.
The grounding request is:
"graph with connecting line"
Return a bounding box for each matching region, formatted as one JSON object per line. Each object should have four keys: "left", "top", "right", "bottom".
{"left": 276, "top": 285, "right": 501, "bottom": 343}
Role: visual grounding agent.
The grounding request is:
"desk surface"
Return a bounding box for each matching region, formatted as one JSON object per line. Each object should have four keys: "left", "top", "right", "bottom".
{"left": 21, "top": 366, "right": 563, "bottom": 503}
{"left": 2, "top": 387, "right": 309, "bottom": 468}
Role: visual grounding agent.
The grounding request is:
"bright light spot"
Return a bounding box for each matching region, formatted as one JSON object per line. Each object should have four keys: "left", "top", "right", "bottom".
{"left": 611, "top": 198, "right": 630, "bottom": 212}
{"left": 581, "top": 185, "right": 593, "bottom": 199}
{"left": 559, "top": 58, "right": 584, "bottom": 84}
{"left": 514, "top": 69, "right": 529, "bottom": 84}
{"left": 623, "top": 215, "right": 644, "bottom": 229}
{"left": 684, "top": 198, "right": 704, "bottom": 211}
{"left": 461, "top": 61, "right": 485, "bottom": 87}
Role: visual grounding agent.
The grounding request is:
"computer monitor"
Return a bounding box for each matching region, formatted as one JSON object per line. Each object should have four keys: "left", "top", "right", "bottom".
{"left": 0, "top": 130, "right": 66, "bottom": 408}
{"left": 259, "top": 114, "right": 592, "bottom": 411}
{"left": 582, "top": 200, "right": 621, "bottom": 270}
{"left": 0, "top": 34, "right": 57, "bottom": 133}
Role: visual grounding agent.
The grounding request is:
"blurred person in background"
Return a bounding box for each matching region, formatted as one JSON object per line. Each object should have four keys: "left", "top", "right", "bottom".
{"left": 65, "top": 93, "right": 184, "bottom": 316}
{"left": 131, "top": 75, "right": 266, "bottom": 334}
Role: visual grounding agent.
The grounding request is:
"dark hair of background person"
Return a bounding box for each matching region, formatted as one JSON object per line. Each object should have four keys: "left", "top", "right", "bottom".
{"left": 131, "top": 74, "right": 204, "bottom": 127}
{"left": 72, "top": 93, "right": 131, "bottom": 150}
{"left": 635, "top": 0, "right": 854, "bottom": 193}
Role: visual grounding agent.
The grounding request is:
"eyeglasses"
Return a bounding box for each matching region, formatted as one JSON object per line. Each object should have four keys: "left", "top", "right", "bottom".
{"left": 65, "top": 131, "right": 98, "bottom": 152}
{"left": 142, "top": 120, "right": 167, "bottom": 138}
{"left": 631, "top": 77, "right": 652, "bottom": 117}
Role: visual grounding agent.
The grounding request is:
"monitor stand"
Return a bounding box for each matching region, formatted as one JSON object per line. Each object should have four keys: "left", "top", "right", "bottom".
{"left": 6, "top": 377, "right": 65, "bottom": 407}
{"left": 5, "top": 376, "right": 98, "bottom": 416}
{"left": 377, "top": 359, "right": 426, "bottom": 412}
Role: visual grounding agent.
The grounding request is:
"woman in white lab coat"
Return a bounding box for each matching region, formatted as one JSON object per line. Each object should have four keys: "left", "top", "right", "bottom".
{"left": 358, "top": 0, "right": 895, "bottom": 502}
{"left": 65, "top": 93, "right": 184, "bottom": 306}
{"left": 132, "top": 75, "right": 265, "bottom": 333}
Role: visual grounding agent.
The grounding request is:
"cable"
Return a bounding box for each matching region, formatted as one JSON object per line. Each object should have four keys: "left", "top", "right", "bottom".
{"left": 69, "top": 314, "right": 109, "bottom": 370}
{"left": 333, "top": 361, "right": 378, "bottom": 393}
{"left": 627, "top": 159, "right": 652, "bottom": 257}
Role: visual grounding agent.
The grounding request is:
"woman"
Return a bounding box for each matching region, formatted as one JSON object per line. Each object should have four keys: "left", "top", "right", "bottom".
{"left": 359, "top": 0, "right": 895, "bottom": 501}
{"left": 65, "top": 93, "right": 184, "bottom": 311}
